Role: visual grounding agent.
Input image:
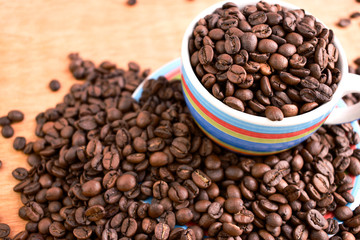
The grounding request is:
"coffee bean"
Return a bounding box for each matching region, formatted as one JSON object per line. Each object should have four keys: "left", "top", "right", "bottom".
{"left": 0, "top": 223, "right": 10, "bottom": 237}
{"left": 198, "top": 45, "right": 214, "bottom": 65}
{"left": 281, "top": 104, "right": 298, "bottom": 117}
{"left": 168, "top": 185, "right": 188, "bottom": 203}
{"left": 293, "top": 224, "right": 309, "bottom": 240}
{"left": 49, "top": 222, "right": 66, "bottom": 238}
{"left": 338, "top": 18, "right": 351, "bottom": 27}
{"left": 334, "top": 206, "right": 353, "bottom": 221}
{"left": 269, "top": 53, "right": 288, "bottom": 71}
{"left": 240, "top": 32, "right": 258, "bottom": 52}
{"left": 306, "top": 209, "right": 328, "bottom": 230}
{"left": 227, "top": 65, "right": 247, "bottom": 84}
{"left": 154, "top": 223, "right": 170, "bottom": 240}
{"left": 82, "top": 180, "right": 102, "bottom": 197}
{"left": 85, "top": 205, "right": 105, "bottom": 221}
{"left": 248, "top": 11, "right": 267, "bottom": 25}
{"left": 49, "top": 79, "right": 61, "bottom": 91}
{"left": 2, "top": 125, "right": 14, "bottom": 138}
{"left": 223, "top": 97, "right": 245, "bottom": 111}
{"left": 0, "top": 116, "right": 10, "bottom": 126}
{"left": 13, "top": 136, "right": 26, "bottom": 150}
{"left": 224, "top": 34, "right": 241, "bottom": 54}
{"left": 12, "top": 168, "right": 29, "bottom": 181}
{"left": 192, "top": 169, "right": 212, "bottom": 189}
{"left": 312, "top": 173, "right": 329, "bottom": 193}
{"left": 234, "top": 209, "right": 254, "bottom": 224}
{"left": 117, "top": 174, "right": 137, "bottom": 192}
{"left": 8, "top": 110, "right": 24, "bottom": 123}
{"left": 258, "top": 39, "right": 278, "bottom": 53}
{"left": 265, "top": 106, "right": 284, "bottom": 121}
{"left": 252, "top": 24, "right": 272, "bottom": 38}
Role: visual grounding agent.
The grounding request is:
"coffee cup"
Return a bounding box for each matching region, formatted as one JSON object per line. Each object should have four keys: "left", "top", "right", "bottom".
{"left": 180, "top": 0, "right": 360, "bottom": 155}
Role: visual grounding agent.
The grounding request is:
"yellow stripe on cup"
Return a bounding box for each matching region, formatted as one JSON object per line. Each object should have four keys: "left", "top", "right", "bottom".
{"left": 181, "top": 80, "right": 323, "bottom": 144}
{"left": 195, "top": 121, "right": 286, "bottom": 155}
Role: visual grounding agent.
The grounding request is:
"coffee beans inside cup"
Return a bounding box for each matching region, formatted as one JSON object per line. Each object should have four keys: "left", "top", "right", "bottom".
{"left": 188, "top": 1, "right": 341, "bottom": 121}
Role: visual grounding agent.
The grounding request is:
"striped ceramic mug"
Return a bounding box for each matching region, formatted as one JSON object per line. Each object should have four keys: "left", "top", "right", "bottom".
{"left": 181, "top": 0, "right": 360, "bottom": 155}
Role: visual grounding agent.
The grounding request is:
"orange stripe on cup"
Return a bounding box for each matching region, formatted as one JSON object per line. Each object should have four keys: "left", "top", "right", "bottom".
{"left": 181, "top": 74, "right": 327, "bottom": 140}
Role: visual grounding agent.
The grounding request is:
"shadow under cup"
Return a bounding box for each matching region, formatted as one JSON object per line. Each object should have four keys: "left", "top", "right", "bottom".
{"left": 180, "top": 0, "right": 349, "bottom": 155}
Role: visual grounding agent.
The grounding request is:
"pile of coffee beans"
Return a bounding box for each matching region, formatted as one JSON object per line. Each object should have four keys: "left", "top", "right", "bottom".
{"left": 189, "top": 1, "right": 341, "bottom": 121}
{"left": 2, "top": 53, "right": 359, "bottom": 240}
{"left": 0, "top": 110, "right": 24, "bottom": 138}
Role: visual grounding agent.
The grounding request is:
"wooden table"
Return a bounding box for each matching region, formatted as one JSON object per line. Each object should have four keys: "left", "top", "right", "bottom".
{"left": 0, "top": 0, "right": 360, "bottom": 237}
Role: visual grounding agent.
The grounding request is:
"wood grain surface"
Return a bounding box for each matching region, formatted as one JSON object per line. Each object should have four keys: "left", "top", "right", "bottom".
{"left": 1, "top": 0, "right": 360, "bottom": 237}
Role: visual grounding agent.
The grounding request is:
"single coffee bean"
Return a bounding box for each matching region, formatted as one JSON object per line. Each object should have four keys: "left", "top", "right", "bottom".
{"left": 82, "top": 180, "right": 102, "bottom": 197}
{"left": 240, "top": 32, "right": 258, "bottom": 52}
{"left": 338, "top": 18, "right": 351, "bottom": 27}
{"left": 2, "top": 125, "right": 14, "bottom": 138}
{"left": 252, "top": 24, "right": 272, "bottom": 38}
{"left": 8, "top": 110, "right": 24, "bottom": 123}
{"left": 121, "top": 218, "right": 138, "bottom": 237}
{"left": 227, "top": 65, "right": 247, "bottom": 84}
{"left": 13, "top": 136, "right": 26, "bottom": 150}
{"left": 0, "top": 223, "right": 10, "bottom": 237}
{"left": 117, "top": 173, "right": 137, "bottom": 192}
{"left": 49, "top": 222, "right": 66, "bottom": 238}
{"left": 198, "top": 45, "right": 214, "bottom": 65}
{"left": 223, "top": 97, "right": 245, "bottom": 112}
{"left": 192, "top": 169, "right": 211, "bottom": 189}
{"left": 154, "top": 223, "right": 170, "bottom": 240}
{"left": 258, "top": 39, "right": 278, "bottom": 53}
{"left": 306, "top": 209, "right": 328, "bottom": 230}
{"left": 268, "top": 53, "right": 288, "bottom": 71}
{"left": 49, "top": 79, "right": 61, "bottom": 91}
{"left": 12, "top": 167, "right": 29, "bottom": 181}
{"left": 0, "top": 116, "right": 10, "bottom": 126}
{"left": 334, "top": 206, "right": 353, "bottom": 221}
{"left": 265, "top": 106, "right": 284, "bottom": 121}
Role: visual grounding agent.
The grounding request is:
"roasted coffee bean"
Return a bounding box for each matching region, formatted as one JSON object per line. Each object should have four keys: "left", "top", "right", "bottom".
{"left": 258, "top": 39, "right": 278, "bottom": 53}
{"left": 338, "top": 18, "right": 351, "bottom": 27}
{"left": 227, "top": 65, "right": 247, "bottom": 84}
{"left": 265, "top": 106, "right": 284, "bottom": 121}
{"left": 12, "top": 168, "right": 29, "bottom": 181}
{"left": 223, "top": 97, "right": 245, "bottom": 111}
{"left": 0, "top": 116, "right": 10, "bottom": 126}
{"left": 2, "top": 125, "right": 14, "bottom": 138}
{"left": 306, "top": 209, "right": 328, "bottom": 230}
{"left": 252, "top": 24, "right": 272, "bottom": 38}
{"left": 82, "top": 180, "right": 102, "bottom": 197}
{"left": 234, "top": 209, "right": 254, "bottom": 224}
{"left": 49, "top": 79, "right": 61, "bottom": 91}
{"left": 117, "top": 173, "right": 137, "bottom": 192}
{"left": 198, "top": 45, "right": 214, "bottom": 65}
{"left": 8, "top": 110, "right": 24, "bottom": 123}
{"left": 0, "top": 223, "right": 10, "bottom": 237}
{"left": 263, "top": 169, "right": 282, "bottom": 187}
{"left": 49, "top": 222, "right": 66, "bottom": 238}
{"left": 334, "top": 206, "right": 353, "bottom": 221}
{"left": 121, "top": 218, "right": 138, "bottom": 237}
{"left": 241, "top": 32, "right": 258, "bottom": 52}
{"left": 269, "top": 53, "right": 288, "bottom": 71}
{"left": 154, "top": 223, "right": 170, "bottom": 240}
{"left": 13, "top": 136, "right": 26, "bottom": 150}
{"left": 192, "top": 169, "right": 211, "bottom": 189}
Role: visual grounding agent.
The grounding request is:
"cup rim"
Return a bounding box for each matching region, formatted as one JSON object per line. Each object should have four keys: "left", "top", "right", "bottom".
{"left": 181, "top": 0, "right": 349, "bottom": 127}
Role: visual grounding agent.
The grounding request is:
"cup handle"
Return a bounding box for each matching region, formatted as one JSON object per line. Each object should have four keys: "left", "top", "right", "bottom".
{"left": 325, "top": 73, "right": 360, "bottom": 125}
